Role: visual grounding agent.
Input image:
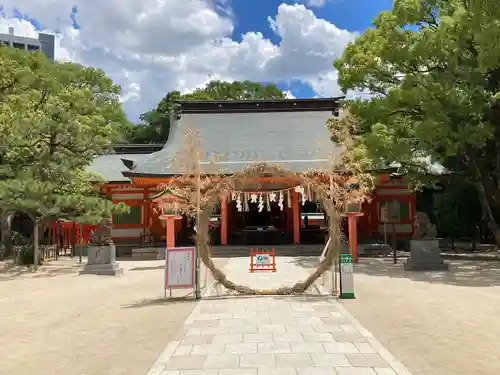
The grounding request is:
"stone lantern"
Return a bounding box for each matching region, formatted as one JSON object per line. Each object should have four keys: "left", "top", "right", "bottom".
{"left": 342, "top": 183, "right": 364, "bottom": 263}
{"left": 344, "top": 201, "right": 362, "bottom": 214}
{"left": 161, "top": 201, "right": 183, "bottom": 220}
{"left": 153, "top": 190, "right": 186, "bottom": 249}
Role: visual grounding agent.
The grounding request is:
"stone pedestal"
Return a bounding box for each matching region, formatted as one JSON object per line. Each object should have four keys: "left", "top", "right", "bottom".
{"left": 79, "top": 244, "right": 123, "bottom": 276}
{"left": 404, "top": 239, "right": 449, "bottom": 271}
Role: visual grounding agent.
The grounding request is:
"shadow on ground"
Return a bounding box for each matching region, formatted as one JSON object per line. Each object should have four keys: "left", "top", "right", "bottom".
{"left": 0, "top": 259, "right": 82, "bottom": 281}
{"left": 294, "top": 256, "right": 500, "bottom": 288}
{"left": 122, "top": 296, "right": 197, "bottom": 309}
{"left": 129, "top": 265, "right": 164, "bottom": 271}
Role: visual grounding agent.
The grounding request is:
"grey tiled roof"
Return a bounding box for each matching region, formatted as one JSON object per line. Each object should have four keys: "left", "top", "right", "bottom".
{"left": 127, "top": 110, "right": 342, "bottom": 176}
{"left": 88, "top": 153, "right": 149, "bottom": 182}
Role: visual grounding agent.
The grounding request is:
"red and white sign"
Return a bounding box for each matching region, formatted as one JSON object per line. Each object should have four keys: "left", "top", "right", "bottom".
{"left": 165, "top": 247, "right": 195, "bottom": 289}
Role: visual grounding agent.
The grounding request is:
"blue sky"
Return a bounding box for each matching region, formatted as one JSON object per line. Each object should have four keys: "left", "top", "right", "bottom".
{"left": 2, "top": 0, "right": 394, "bottom": 119}
{"left": 231, "top": 0, "right": 392, "bottom": 41}
{"left": 229, "top": 0, "right": 393, "bottom": 97}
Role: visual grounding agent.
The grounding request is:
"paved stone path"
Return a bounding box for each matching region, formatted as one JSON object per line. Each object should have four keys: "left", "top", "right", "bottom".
{"left": 148, "top": 257, "right": 412, "bottom": 375}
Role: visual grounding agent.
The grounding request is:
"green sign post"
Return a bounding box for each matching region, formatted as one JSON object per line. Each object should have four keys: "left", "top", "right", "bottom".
{"left": 339, "top": 253, "right": 355, "bottom": 299}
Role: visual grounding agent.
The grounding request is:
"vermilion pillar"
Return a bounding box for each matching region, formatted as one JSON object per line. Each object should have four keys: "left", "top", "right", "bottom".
{"left": 162, "top": 215, "right": 182, "bottom": 249}
{"left": 165, "top": 218, "right": 176, "bottom": 249}
{"left": 292, "top": 191, "right": 301, "bottom": 244}
{"left": 221, "top": 196, "right": 228, "bottom": 245}
{"left": 344, "top": 213, "right": 363, "bottom": 263}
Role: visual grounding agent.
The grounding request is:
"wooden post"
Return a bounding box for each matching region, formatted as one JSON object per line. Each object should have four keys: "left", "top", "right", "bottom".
{"left": 347, "top": 215, "right": 358, "bottom": 262}
{"left": 55, "top": 221, "right": 60, "bottom": 258}
{"left": 33, "top": 220, "right": 39, "bottom": 267}
{"left": 292, "top": 191, "right": 300, "bottom": 244}
{"left": 392, "top": 223, "right": 397, "bottom": 264}
{"left": 220, "top": 196, "right": 228, "bottom": 245}
{"left": 166, "top": 218, "right": 175, "bottom": 249}
{"left": 79, "top": 223, "right": 83, "bottom": 263}
{"left": 249, "top": 248, "right": 255, "bottom": 273}
{"left": 72, "top": 221, "right": 76, "bottom": 258}
{"left": 344, "top": 213, "right": 363, "bottom": 263}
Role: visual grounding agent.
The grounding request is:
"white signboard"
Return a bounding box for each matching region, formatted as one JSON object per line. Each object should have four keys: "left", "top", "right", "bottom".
{"left": 255, "top": 254, "right": 271, "bottom": 265}
{"left": 165, "top": 247, "right": 195, "bottom": 289}
{"left": 339, "top": 254, "right": 355, "bottom": 298}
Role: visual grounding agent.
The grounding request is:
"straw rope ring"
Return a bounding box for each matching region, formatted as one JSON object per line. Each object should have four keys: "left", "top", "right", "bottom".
{"left": 194, "top": 163, "right": 343, "bottom": 295}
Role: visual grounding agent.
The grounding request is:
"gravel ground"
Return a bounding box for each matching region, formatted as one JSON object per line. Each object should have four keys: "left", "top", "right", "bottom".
{"left": 0, "top": 257, "right": 224, "bottom": 375}
{"left": 298, "top": 256, "right": 500, "bottom": 375}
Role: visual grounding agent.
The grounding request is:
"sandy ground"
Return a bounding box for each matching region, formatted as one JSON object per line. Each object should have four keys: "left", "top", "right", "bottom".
{"left": 297, "top": 256, "right": 500, "bottom": 375}
{"left": 0, "top": 257, "right": 225, "bottom": 375}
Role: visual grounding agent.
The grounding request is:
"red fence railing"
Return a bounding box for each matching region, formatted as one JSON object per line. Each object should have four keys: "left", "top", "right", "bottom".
{"left": 249, "top": 248, "right": 277, "bottom": 273}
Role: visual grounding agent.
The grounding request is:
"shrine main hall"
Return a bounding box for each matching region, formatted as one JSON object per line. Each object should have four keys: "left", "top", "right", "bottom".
{"left": 88, "top": 98, "right": 415, "bottom": 249}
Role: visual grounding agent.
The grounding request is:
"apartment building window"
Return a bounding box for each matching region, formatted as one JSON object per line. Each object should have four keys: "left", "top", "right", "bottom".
{"left": 13, "top": 42, "right": 25, "bottom": 50}
{"left": 27, "top": 44, "right": 40, "bottom": 51}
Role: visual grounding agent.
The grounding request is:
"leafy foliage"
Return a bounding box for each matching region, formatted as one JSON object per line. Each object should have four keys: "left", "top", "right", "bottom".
{"left": 130, "top": 80, "right": 287, "bottom": 143}
{"left": 334, "top": 0, "right": 500, "bottom": 243}
{"left": 0, "top": 45, "right": 129, "bottom": 262}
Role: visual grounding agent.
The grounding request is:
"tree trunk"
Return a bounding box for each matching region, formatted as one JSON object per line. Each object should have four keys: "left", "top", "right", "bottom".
{"left": 0, "top": 210, "right": 15, "bottom": 258}
{"left": 34, "top": 220, "right": 40, "bottom": 267}
{"left": 474, "top": 182, "right": 500, "bottom": 246}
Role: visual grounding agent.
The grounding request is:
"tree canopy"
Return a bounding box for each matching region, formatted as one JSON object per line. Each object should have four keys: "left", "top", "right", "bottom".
{"left": 0, "top": 45, "right": 129, "bottom": 262}
{"left": 334, "top": 0, "right": 500, "bottom": 243}
{"left": 130, "top": 80, "right": 287, "bottom": 144}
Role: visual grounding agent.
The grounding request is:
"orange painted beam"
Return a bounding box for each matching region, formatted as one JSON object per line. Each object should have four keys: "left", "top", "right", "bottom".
{"left": 131, "top": 176, "right": 332, "bottom": 185}
{"left": 107, "top": 190, "right": 153, "bottom": 195}
{"left": 97, "top": 183, "right": 158, "bottom": 189}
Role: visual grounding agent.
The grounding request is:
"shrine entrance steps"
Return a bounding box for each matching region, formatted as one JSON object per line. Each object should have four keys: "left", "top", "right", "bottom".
{"left": 210, "top": 245, "right": 323, "bottom": 258}
{"left": 116, "top": 244, "right": 324, "bottom": 260}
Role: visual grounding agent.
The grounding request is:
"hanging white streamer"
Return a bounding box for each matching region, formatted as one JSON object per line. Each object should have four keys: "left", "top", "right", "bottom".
{"left": 278, "top": 191, "right": 284, "bottom": 211}
{"left": 236, "top": 193, "right": 242, "bottom": 212}
{"left": 258, "top": 194, "right": 264, "bottom": 212}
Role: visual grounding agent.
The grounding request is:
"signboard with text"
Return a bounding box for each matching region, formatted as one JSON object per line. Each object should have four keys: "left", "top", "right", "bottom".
{"left": 339, "top": 253, "right": 355, "bottom": 299}
{"left": 256, "top": 253, "right": 271, "bottom": 265}
{"left": 165, "top": 247, "right": 195, "bottom": 289}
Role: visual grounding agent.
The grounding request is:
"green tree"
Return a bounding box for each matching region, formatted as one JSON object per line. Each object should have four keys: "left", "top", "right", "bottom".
{"left": 333, "top": 0, "right": 500, "bottom": 244}
{"left": 130, "top": 80, "right": 286, "bottom": 143}
{"left": 0, "top": 46, "right": 129, "bottom": 264}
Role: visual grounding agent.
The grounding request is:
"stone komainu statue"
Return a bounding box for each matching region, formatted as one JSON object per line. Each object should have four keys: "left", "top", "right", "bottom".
{"left": 413, "top": 212, "right": 437, "bottom": 239}
{"left": 88, "top": 218, "right": 113, "bottom": 246}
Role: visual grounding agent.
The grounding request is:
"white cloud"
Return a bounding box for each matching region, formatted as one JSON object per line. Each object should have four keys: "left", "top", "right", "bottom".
{"left": 308, "top": 71, "right": 343, "bottom": 97}
{"left": 0, "top": 2, "right": 357, "bottom": 121}
{"left": 306, "top": 0, "right": 329, "bottom": 8}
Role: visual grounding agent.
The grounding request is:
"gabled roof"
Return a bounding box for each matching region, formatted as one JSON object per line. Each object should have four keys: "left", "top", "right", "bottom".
{"left": 123, "top": 97, "right": 344, "bottom": 177}
{"left": 175, "top": 97, "right": 344, "bottom": 114}
{"left": 87, "top": 144, "right": 164, "bottom": 182}
{"left": 88, "top": 153, "right": 150, "bottom": 182}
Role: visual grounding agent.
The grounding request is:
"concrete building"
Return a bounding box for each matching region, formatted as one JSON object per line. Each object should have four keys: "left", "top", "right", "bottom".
{"left": 0, "top": 27, "right": 55, "bottom": 61}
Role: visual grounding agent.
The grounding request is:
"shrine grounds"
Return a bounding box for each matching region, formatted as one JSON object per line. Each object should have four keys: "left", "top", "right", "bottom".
{"left": 0, "top": 258, "right": 223, "bottom": 375}
{"left": 1, "top": 256, "right": 499, "bottom": 375}
{"left": 298, "top": 256, "right": 500, "bottom": 375}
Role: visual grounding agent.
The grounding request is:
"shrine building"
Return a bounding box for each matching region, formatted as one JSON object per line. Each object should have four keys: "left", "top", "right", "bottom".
{"left": 88, "top": 98, "right": 416, "bottom": 250}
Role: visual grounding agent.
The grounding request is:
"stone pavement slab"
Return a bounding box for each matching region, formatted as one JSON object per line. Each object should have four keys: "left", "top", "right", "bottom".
{"left": 214, "top": 256, "right": 324, "bottom": 294}
{"left": 147, "top": 258, "right": 412, "bottom": 375}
